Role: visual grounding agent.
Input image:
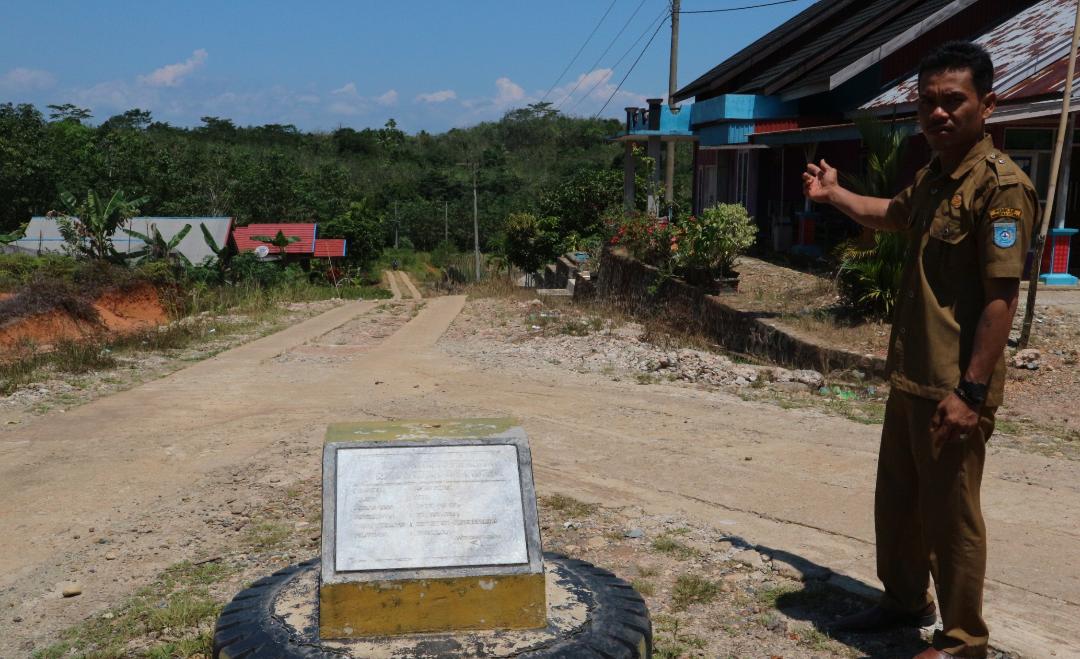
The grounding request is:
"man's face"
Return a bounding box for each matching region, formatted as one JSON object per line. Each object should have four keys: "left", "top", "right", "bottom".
{"left": 917, "top": 67, "right": 995, "bottom": 154}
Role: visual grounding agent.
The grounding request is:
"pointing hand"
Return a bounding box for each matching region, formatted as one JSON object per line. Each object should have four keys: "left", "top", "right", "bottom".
{"left": 803, "top": 159, "right": 838, "bottom": 205}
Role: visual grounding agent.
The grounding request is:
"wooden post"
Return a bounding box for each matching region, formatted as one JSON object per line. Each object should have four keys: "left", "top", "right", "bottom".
{"left": 1019, "top": 0, "right": 1080, "bottom": 348}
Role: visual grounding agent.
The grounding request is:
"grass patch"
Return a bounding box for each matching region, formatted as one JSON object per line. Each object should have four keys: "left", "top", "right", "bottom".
{"left": 32, "top": 559, "right": 237, "bottom": 659}
{"left": 631, "top": 578, "right": 656, "bottom": 596}
{"left": 755, "top": 582, "right": 802, "bottom": 609}
{"left": 653, "top": 614, "right": 707, "bottom": 658}
{"left": 671, "top": 574, "right": 721, "bottom": 611}
{"left": 542, "top": 493, "right": 597, "bottom": 518}
{"left": 651, "top": 535, "right": 701, "bottom": 560}
{"left": 243, "top": 521, "right": 291, "bottom": 550}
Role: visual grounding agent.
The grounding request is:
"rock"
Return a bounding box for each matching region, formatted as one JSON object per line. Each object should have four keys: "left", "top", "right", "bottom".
{"left": 229, "top": 503, "right": 246, "bottom": 515}
{"left": 562, "top": 521, "right": 578, "bottom": 530}
{"left": 104, "top": 551, "right": 118, "bottom": 561}
{"left": 732, "top": 549, "right": 763, "bottom": 569}
{"left": 765, "top": 616, "right": 787, "bottom": 633}
{"left": 61, "top": 584, "right": 82, "bottom": 598}
{"left": 771, "top": 381, "right": 809, "bottom": 394}
{"left": 12, "top": 616, "right": 22, "bottom": 623}
{"left": 1010, "top": 348, "right": 1041, "bottom": 369}
{"left": 624, "top": 528, "right": 645, "bottom": 539}
{"left": 102, "top": 612, "right": 114, "bottom": 620}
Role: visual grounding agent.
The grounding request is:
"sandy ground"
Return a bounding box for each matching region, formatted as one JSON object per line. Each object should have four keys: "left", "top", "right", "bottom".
{"left": 0, "top": 293, "right": 1077, "bottom": 657}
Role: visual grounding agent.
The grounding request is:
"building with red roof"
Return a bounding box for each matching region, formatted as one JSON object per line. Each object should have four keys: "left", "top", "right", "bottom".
{"left": 232, "top": 223, "right": 317, "bottom": 256}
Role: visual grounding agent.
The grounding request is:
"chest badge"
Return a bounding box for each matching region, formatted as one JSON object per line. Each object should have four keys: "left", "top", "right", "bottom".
{"left": 993, "top": 221, "right": 1017, "bottom": 248}
{"left": 950, "top": 194, "right": 962, "bottom": 208}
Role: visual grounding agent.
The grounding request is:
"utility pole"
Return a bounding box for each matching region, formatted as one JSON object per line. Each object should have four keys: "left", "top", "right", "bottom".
{"left": 1019, "top": 0, "right": 1080, "bottom": 348}
{"left": 444, "top": 201, "right": 449, "bottom": 244}
{"left": 393, "top": 200, "right": 399, "bottom": 249}
{"left": 472, "top": 166, "right": 480, "bottom": 281}
{"left": 665, "top": 0, "right": 681, "bottom": 213}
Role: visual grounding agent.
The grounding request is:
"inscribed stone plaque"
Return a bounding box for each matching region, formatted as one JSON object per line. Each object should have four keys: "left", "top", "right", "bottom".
{"left": 334, "top": 444, "right": 528, "bottom": 571}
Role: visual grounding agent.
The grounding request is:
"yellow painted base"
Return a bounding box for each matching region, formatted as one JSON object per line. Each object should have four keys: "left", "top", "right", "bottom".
{"left": 320, "top": 572, "right": 547, "bottom": 637}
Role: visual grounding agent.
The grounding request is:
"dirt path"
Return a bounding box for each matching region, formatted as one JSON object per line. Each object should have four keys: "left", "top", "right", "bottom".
{"left": 1, "top": 295, "right": 1076, "bottom": 657}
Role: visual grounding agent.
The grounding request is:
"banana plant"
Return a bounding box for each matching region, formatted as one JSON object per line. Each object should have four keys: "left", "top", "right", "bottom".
{"left": 123, "top": 221, "right": 192, "bottom": 265}
{"left": 0, "top": 222, "right": 27, "bottom": 245}
{"left": 199, "top": 222, "right": 231, "bottom": 265}
{"left": 56, "top": 189, "right": 147, "bottom": 261}
{"left": 251, "top": 230, "right": 301, "bottom": 257}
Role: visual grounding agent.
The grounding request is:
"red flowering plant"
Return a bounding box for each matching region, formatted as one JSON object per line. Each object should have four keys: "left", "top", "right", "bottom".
{"left": 605, "top": 209, "right": 680, "bottom": 268}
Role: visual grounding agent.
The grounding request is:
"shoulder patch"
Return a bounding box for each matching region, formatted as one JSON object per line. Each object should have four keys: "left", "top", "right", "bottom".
{"left": 989, "top": 207, "right": 1023, "bottom": 220}
{"left": 993, "top": 220, "right": 1018, "bottom": 248}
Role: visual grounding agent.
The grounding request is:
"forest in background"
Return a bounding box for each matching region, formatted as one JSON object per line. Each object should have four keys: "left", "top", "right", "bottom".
{"left": 0, "top": 101, "right": 693, "bottom": 261}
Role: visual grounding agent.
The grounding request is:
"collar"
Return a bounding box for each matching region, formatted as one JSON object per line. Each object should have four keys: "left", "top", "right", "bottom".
{"left": 928, "top": 134, "right": 995, "bottom": 181}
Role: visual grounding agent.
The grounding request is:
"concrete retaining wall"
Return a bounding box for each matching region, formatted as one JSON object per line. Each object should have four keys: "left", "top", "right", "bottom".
{"left": 592, "top": 249, "right": 887, "bottom": 376}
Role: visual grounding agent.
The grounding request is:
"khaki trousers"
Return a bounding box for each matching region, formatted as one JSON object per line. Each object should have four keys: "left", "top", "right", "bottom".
{"left": 875, "top": 390, "right": 996, "bottom": 657}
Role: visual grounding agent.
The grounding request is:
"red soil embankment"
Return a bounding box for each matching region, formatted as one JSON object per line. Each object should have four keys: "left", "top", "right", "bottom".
{"left": 0, "top": 283, "right": 168, "bottom": 351}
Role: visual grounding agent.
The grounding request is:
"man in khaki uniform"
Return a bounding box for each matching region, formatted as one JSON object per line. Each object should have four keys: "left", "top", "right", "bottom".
{"left": 803, "top": 41, "right": 1037, "bottom": 658}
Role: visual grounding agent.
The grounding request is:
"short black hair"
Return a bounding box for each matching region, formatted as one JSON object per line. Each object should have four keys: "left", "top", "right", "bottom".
{"left": 918, "top": 41, "right": 994, "bottom": 97}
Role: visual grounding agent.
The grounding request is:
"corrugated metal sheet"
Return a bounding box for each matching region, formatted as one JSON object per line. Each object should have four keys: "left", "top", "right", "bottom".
{"left": 865, "top": 0, "right": 1078, "bottom": 108}
{"left": 313, "top": 238, "right": 346, "bottom": 258}
{"left": 675, "top": 0, "right": 861, "bottom": 101}
{"left": 232, "top": 223, "right": 317, "bottom": 254}
{"left": 737, "top": 0, "right": 934, "bottom": 94}
{"left": 10, "top": 216, "right": 232, "bottom": 263}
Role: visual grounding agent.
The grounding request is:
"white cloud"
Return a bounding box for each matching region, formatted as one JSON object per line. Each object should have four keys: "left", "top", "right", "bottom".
{"left": 376, "top": 89, "right": 398, "bottom": 106}
{"left": 328, "top": 101, "right": 361, "bottom": 115}
{"left": 494, "top": 77, "right": 525, "bottom": 107}
{"left": 548, "top": 68, "right": 650, "bottom": 116}
{"left": 138, "top": 49, "right": 208, "bottom": 87}
{"left": 416, "top": 89, "right": 457, "bottom": 103}
{"left": 296, "top": 94, "right": 320, "bottom": 104}
{"left": 0, "top": 67, "right": 56, "bottom": 90}
{"left": 332, "top": 82, "right": 359, "bottom": 97}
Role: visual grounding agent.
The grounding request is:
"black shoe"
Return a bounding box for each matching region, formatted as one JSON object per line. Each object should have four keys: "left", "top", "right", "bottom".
{"left": 830, "top": 604, "right": 937, "bottom": 633}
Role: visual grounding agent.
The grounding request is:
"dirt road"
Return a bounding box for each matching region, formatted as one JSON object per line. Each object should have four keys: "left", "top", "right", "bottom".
{"left": 0, "top": 295, "right": 1076, "bottom": 657}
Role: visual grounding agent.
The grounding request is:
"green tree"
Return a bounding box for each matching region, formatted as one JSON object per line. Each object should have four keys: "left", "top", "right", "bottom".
{"left": 538, "top": 167, "right": 622, "bottom": 239}
{"left": 502, "top": 212, "right": 563, "bottom": 273}
{"left": 321, "top": 200, "right": 384, "bottom": 267}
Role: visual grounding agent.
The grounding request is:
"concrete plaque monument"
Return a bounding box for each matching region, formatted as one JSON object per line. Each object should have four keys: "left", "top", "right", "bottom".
{"left": 320, "top": 419, "right": 546, "bottom": 638}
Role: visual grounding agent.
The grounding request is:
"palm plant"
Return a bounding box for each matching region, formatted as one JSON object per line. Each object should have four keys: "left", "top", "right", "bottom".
{"left": 56, "top": 189, "right": 147, "bottom": 261}
{"left": 835, "top": 115, "right": 910, "bottom": 316}
{"left": 123, "top": 221, "right": 193, "bottom": 265}
{"left": 250, "top": 230, "right": 301, "bottom": 257}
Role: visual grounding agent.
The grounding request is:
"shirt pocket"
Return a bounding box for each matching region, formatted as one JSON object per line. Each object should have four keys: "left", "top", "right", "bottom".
{"left": 928, "top": 206, "right": 969, "bottom": 245}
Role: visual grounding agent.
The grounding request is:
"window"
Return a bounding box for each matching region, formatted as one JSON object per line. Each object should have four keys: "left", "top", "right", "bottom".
{"left": 1004, "top": 128, "right": 1054, "bottom": 204}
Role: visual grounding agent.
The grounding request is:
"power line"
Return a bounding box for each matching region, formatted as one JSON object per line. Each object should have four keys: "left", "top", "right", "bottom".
{"left": 593, "top": 15, "right": 668, "bottom": 118}
{"left": 571, "top": 5, "right": 669, "bottom": 114}
{"left": 679, "top": 0, "right": 806, "bottom": 14}
{"left": 540, "top": 0, "right": 620, "bottom": 103}
{"left": 555, "top": 0, "right": 650, "bottom": 109}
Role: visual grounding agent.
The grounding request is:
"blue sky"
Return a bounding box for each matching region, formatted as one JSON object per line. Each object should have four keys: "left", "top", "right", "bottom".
{"left": 0, "top": 0, "right": 810, "bottom": 133}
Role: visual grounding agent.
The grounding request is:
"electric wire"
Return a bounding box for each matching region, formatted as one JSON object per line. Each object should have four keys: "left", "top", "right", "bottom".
{"left": 540, "top": 0, "right": 620, "bottom": 103}
{"left": 592, "top": 14, "right": 668, "bottom": 118}
{"left": 679, "top": 0, "right": 806, "bottom": 14}
{"left": 555, "top": 0, "right": 650, "bottom": 109}
{"left": 570, "top": 4, "right": 669, "bottom": 114}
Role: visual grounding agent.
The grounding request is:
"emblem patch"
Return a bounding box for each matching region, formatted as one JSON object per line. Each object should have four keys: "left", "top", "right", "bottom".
{"left": 989, "top": 207, "right": 1022, "bottom": 220}
{"left": 951, "top": 194, "right": 962, "bottom": 208}
{"left": 993, "top": 221, "right": 1017, "bottom": 248}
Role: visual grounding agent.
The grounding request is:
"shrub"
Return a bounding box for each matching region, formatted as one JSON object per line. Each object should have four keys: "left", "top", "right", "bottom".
{"left": 836, "top": 231, "right": 908, "bottom": 316}
{"left": 676, "top": 203, "right": 756, "bottom": 276}
{"left": 502, "top": 212, "right": 563, "bottom": 273}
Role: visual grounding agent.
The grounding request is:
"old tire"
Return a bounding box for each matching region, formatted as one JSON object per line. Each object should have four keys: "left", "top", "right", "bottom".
{"left": 213, "top": 553, "right": 651, "bottom": 658}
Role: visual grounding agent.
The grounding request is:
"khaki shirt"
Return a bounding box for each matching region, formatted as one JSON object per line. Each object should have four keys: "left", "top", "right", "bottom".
{"left": 884, "top": 134, "right": 1038, "bottom": 407}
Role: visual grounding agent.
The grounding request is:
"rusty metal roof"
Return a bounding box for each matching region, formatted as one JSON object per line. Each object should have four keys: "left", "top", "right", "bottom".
{"left": 864, "top": 0, "right": 1078, "bottom": 109}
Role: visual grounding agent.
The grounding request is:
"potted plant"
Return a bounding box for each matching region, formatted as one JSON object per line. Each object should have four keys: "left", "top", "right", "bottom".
{"left": 674, "top": 203, "right": 756, "bottom": 293}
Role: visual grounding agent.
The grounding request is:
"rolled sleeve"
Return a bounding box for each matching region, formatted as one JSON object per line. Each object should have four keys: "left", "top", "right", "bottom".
{"left": 979, "top": 185, "right": 1037, "bottom": 280}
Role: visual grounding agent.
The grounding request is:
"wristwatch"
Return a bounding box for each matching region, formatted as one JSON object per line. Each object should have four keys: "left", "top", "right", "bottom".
{"left": 954, "top": 379, "right": 988, "bottom": 409}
